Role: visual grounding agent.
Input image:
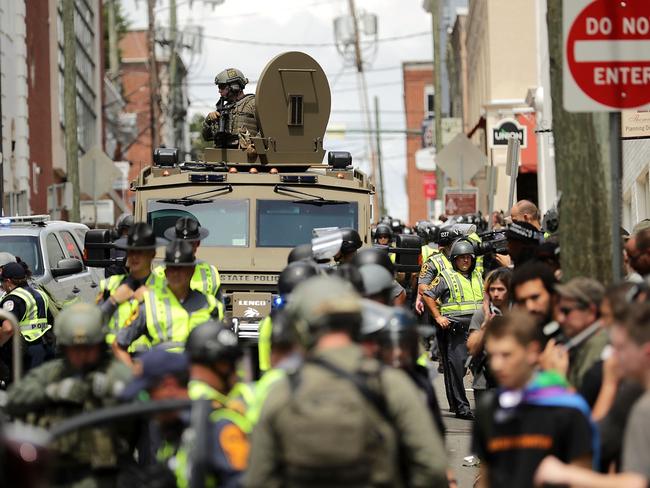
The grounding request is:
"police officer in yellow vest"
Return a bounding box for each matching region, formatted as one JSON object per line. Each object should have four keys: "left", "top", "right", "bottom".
{"left": 186, "top": 319, "right": 253, "bottom": 434}
{"left": 423, "top": 238, "right": 484, "bottom": 420}
{"left": 0, "top": 262, "right": 54, "bottom": 373}
{"left": 155, "top": 217, "right": 222, "bottom": 301}
{"left": 112, "top": 240, "right": 223, "bottom": 367}
{"left": 258, "top": 260, "right": 318, "bottom": 373}
{"left": 97, "top": 222, "right": 166, "bottom": 350}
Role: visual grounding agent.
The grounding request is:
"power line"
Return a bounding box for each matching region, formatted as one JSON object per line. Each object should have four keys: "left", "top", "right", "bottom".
{"left": 199, "top": 30, "right": 429, "bottom": 47}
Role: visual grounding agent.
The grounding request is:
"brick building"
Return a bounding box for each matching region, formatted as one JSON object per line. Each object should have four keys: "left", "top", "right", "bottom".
{"left": 402, "top": 61, "right": 434, "bottom": 224}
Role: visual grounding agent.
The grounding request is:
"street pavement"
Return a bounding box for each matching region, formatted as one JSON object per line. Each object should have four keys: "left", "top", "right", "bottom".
{"left": 432, "top": 362, "right": 480, "bottom": 488}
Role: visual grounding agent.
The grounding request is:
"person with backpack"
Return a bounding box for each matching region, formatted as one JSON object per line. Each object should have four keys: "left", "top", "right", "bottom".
{"left": 244, "top": 275, "right": 448, "bottom": 488}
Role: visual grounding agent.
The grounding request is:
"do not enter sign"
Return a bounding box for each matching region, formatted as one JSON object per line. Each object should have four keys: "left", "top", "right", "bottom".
{"left": 564, "top": 0, "right": 650, "bottom": 112}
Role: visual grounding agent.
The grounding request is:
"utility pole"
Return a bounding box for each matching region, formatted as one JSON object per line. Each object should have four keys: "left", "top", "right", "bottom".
{"left": 348, "top": 0, "right": 379, "bottom": 219}
{"left": 107, "top": 0, "right": 120, "bottom": 81}
{"left": 374, "top": 96, "right": 386, "bottom": 217}
{"left": 63, "top": 0, "right": 80, "bottom": 222}
{"left": 429, "top": 0, "right": 444, "bottom": 205}
{"left": 0, "top": 30, "right": 4, "bottom": 216}
{"left": 147, "top": 0, "right": 160, "bottom": 150}
{"left": 168, "top": 0, "right": 178, "bottom": 148}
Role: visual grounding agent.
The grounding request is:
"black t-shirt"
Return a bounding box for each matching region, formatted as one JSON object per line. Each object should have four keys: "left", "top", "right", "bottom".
{"left": 472, "top": 393, "right": 593, "bottom": 487}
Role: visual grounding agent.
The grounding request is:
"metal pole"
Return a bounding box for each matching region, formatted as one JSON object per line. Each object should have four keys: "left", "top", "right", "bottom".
{"left": 610, "top": 111, "right": 623, "bottom": 282}
{"left": 107, "top": 0, "right": 119, "bottom": 80}
{"left": 374, "top": 96, "right": 386, "bottom": 217}
{"left": 63, "top": 0, "right": 80, "bottom": 222}
{"left": 169, "top": 0, "right": 178, "bottom": 147}
{"left": 0, "top": 28, "right": 4, "bottom": 217}
{"left": 147, "top": 0, "right": 160, "bottom": 150}
{"left": 430, "top": 0, "right": 444, "bottom": 201}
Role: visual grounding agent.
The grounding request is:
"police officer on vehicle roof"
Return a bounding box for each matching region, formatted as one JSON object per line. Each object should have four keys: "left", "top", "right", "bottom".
{"left": 423, "top": 238, "right": 484, "bottom": 420}
{"left": 244, "top": 275, "right": 448, "bottom": 488}
{"left": 154, "top": 216, "right": 222, "bottom": 301}
{"left": 0, "top": 261, "right": 55, "bottom": 375}
{"left": 112, "top": 240, "right": 223, "bottom": 367}
{"left": 6, "top": 303, "right": 134, "bottom": 487}
{"left": 202, "top": 68, "right": 260, "bottom": 151}
{"left": 258, "top": 260, "right": 319, "bottom": 373}
{"left": 98, "top": 222, "right": 166, "bottom": 352}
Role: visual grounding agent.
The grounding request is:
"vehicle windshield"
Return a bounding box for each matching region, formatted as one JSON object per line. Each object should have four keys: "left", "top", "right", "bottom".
{"left": 0, "top": 235, "right": 44, "bottom": 276}
{"left": 257, "top": 200, "right": 358, "bottom": 247}
{"left": 147, "top": 199, "right": 250, "bottom": 247}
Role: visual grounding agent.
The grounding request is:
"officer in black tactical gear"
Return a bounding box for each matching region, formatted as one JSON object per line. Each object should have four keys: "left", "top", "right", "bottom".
{"left": 352, "top": 247, "right": 407, "bottom": 305}
{"left": 202, "top": 68, "right": 260, "bottom": 151}
{"left": 106, "top": 213, "right": 134, "bottom": 278}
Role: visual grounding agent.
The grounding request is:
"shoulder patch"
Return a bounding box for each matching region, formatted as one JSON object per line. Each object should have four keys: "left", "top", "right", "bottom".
{"left": 219, "top": 423, "right": 249, "bottom": 470}
{"left": 431, "top": 276, "right": 441, "bottom": 287}
{"left": 123, "top": 307, "right": 139, "bottom": 328}
{"left": 2, "top": 300, "right": 14, "bottom": 312}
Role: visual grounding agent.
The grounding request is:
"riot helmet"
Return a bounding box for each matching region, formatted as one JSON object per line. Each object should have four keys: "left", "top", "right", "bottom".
{"left": 339, "top": 228, "right": 363, "bottom": 255}
{"left": 287, "top": 243, "right": 313, "bottom": 264}
{"left": 377, "top": 308, "right": 421, "bottom": 369}
{"left": 352, "top": 247, "right": 395, "bottom": 274}
{"left": 55, "top": 303, "right": 105, "bottom": 346}
{"left": 449, "top": 238, "right": 476, "bottom": 272}
{"left": 286, "top": 275, "right": 362, "bottom": 349}
{"left": 115, "top": 213, "right": 134, "bottom": 236}
{"left": 185, "top": 320, "right": 242, "bottom": 365}
{"left": 278, "top": 261, "right": 320, "bottom": 298}
{"left": 373, "top": 223, "right": 393, "bottom": 244}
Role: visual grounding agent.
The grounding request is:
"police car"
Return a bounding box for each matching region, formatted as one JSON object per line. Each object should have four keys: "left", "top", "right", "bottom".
{"left": 0, "top": 215, "right": 102, "bottom": 304}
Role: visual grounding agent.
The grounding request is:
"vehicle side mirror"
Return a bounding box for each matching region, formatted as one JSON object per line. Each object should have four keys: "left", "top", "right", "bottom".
{"left": 52, "top": 258, "right": 83, "bottom": 278}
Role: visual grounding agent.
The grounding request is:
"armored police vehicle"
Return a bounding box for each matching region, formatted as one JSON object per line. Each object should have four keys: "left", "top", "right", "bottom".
{"left": 132, "top": 52, "right": 374, "bottom": 338}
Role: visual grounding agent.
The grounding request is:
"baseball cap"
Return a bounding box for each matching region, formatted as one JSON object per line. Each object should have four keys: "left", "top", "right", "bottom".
{"left": 1, "top": 262, "right": 26, "bottom": 280}
{"left": 555, "top": 277, "right": 605, "bottom": 306}
{"left": 121, "top": 347, "right": 189, "bottom": 401}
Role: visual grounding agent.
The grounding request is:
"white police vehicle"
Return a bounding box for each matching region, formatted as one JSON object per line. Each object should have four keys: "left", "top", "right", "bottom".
{"left": 0, "top": 215, "right": 102, "bottom": 304}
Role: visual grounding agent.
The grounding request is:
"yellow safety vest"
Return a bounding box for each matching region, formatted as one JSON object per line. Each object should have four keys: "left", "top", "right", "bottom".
{"left": 439, "top": 268, "right": 484, "bottom": 317}
{"left": 421, "top": 244, "right": 437, "bottom": 263}
{"left": 188, "top": 380, "right": 253, "bottom": 434}
{"left": 154, "top": 261, "right": 221, "bottom": 297}
{"left": 98, "top": 273, "right": 160, "bottom": 351}
{"left": 257, "top": 315, "right": 273, "bottom": 373}
{"left": 143, "top": 288, "right": 221, "bottom": 352}
{"left": 247, "top": 368, "right": 286, "bottom": 425}
{"left": 6, "top": 286, "right": 50, "bottom": 342}
{"left": 429, "top": 252, "right": 452, "bottom": 274}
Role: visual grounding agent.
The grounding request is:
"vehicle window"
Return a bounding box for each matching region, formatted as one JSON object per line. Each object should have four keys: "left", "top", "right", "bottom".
{"left": 0, "top": 235, "right": 44, "bottom": 276}
{"left": 60, "top": 231, "right": 84, "bottom": 263}
{"left": 147, "top": 199, "right": 250, "bottom": 247}
{"left": 257, "top": 200, "right": 358, "bottom": 247}
{"left": 46, "top": 234, "right": 67, "bottom": 270}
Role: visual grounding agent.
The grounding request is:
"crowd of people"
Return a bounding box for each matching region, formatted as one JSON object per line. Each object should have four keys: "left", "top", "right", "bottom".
{"left": 0, "top": 200, "right": 649, "bottom": 488}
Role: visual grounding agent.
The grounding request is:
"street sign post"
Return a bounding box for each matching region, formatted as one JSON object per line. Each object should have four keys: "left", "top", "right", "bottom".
{"left": 444, "top": 187, "right": 478, "bottom": 216}
{"left": 564, "top": 0, "right": 650, "bottom": 112}
{"left": 435, "top": 133, "right": 488, "bottom": 187}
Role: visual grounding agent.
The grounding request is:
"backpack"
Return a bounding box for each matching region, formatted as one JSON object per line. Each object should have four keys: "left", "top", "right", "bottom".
{"left": 279, "top": 356, "right": 400, "bottom": 487}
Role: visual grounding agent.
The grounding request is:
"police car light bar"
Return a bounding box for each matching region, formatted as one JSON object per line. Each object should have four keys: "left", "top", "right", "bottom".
{"left": 0, "top": 215, "right": 50, "bottom": 225}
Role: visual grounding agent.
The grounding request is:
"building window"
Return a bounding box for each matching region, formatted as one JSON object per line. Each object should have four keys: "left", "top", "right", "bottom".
{"left": 424, "top": 85, "right": 435, "bottom": 119}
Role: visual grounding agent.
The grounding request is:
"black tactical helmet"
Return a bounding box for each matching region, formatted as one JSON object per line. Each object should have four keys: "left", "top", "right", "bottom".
{"left": 287, "top": 243, "right": 313, "bottom": 264}
{"left": 377, "top": 308, "right": 420, "bottom": 361}
{"left": 449, "top": 238, "right": 476, "bottom": 271}
{"left": 352, "top": 247, "right": 395, "bottom": 274}
{"left": 185, "top": 320, "right": 242, "bottom": 365}
{"left": 164, "top": 240, "right": 196, "bottom": 267}
{"left": 270, "top": 309, "right": 297, "bottom": 347}
{"left": 278, "top": 261, "right": 320, "bottom": 297}
{"left": 437, "top": 224, "right": 463, "bottom": 247}
{"left": 339, "top": 228, "right": 362, "bottom": 255}
{"left": 374, "top": 223, "right": 393, "bottom": 240}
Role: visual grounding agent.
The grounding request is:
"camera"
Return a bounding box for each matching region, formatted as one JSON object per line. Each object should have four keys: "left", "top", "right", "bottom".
{"left": 474, "top": 230, "right": 508, "bottom": 256}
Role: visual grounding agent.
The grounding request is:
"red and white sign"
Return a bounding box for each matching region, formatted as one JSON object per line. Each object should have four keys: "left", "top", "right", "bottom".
{"left": 443, "top": 188, "right": 478, "bottom": 216}
{"left": 564, "top": 0, "right": 650, "bottom": 112}
{"left": 423, "top": 173, "right": 437, "bottom": 199}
